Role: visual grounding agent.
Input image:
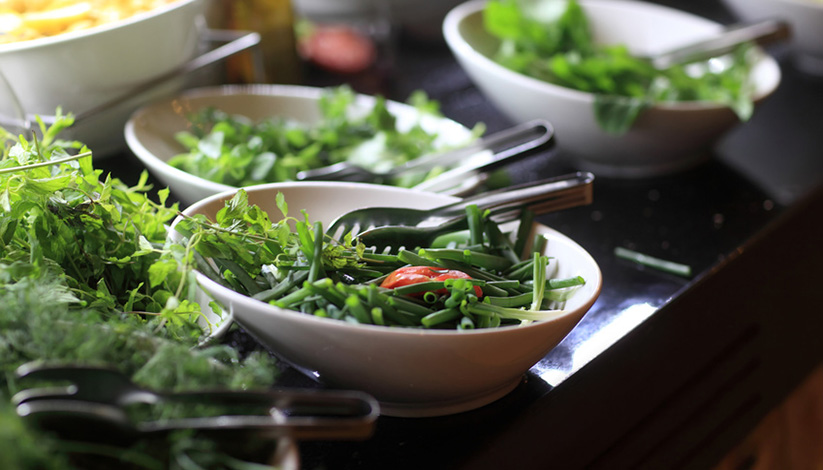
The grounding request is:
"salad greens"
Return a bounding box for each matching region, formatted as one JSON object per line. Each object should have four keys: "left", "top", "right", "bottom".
{"left": 169, "top": 85, "right": 483, "bottom": 188}
{"left": 1, "top": 114, "right": 279, "bottom": 469}
{"left": 483, "top": 0, "right": 757, "bottom": 134}
{"left": 173, "top": 191, "right": 585, "bottom": 330}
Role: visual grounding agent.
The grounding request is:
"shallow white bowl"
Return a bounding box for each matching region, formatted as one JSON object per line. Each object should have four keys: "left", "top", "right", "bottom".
{"left": 0, "top": 0, "right": 206, "bottom": 156}
{"left": 722, "top": 0, "right": 823, "bottom": 75}
{"left": 443, "top": 0, "right": 782, "bottom": 177}
{"left": 174, "top": 182, "right": 602, "bottom": 417}
{"left": 125, "top": 84, "right": 476, "bottom": 206}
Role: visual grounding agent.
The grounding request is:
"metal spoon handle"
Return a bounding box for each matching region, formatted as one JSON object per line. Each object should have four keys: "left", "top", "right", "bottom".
{"left": 650, "top": 19, "right": 790, "bottom": 70}
{"left": 430, "top": 171, "right": 594, "bottom": 223}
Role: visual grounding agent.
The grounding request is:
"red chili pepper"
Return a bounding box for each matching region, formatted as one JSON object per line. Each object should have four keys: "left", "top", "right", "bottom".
{"left": 380, "top": 266, "right": 483, "bottom": 297}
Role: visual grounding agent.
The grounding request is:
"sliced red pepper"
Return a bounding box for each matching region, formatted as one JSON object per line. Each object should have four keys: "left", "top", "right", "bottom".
{"left": 380, "top": 266, "right": 483, "bottom": 297}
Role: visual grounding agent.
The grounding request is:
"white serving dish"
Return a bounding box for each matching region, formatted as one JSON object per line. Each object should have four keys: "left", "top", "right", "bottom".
{"left": 443, "top": 0, "right": 782, "bottom": 177}
{"left": 722, "top": 0, "right": 823, "bottom": 75}
{"left": 0, "top": 0, "right": 206, "bottom": 156}
{"left": 125, "top": 84, "right": 476, "bottom": 206}
{"left": 173, "top": 182, "right": 602, "bottom": 417}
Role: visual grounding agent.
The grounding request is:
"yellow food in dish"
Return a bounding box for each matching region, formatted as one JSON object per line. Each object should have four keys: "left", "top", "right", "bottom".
{"left": 0, "top": 0, "right": 180, "bottom": 43}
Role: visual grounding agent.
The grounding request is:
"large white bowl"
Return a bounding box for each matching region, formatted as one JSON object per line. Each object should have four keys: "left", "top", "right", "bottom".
{"left": 722, "top": 0, "right": 823, "bottom": 75}
{"left": 125, "top": 84, "right": 476, "bottom": 205}
{"left": 174, "top": 182, "right": 602, "bottom": 417}
{"left": 0, "top": 0, "right": 206, "bottom": 156}
{"left": 443, "top": 0, "right": 782, "bottom": 177}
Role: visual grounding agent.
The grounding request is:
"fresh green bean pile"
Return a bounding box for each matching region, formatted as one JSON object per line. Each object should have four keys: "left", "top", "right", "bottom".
{"left": 174, "top": 192, "right": 586, "bottom": 330}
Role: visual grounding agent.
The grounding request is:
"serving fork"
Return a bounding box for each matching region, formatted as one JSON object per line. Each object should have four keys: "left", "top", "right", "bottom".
{"left": 12, "top": 363, "right": 379, "bottom": 445}
{"left": 327, "top": 171, "right": 594, "bottom": 253}
{"left": 295, "top": 119, "right": 553, "bottom": 184}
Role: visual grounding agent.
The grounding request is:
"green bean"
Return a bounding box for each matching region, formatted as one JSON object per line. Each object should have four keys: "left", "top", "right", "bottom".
{"left": 459, "top": 316, "right": 475, "bottom": 330}
{"left": 308, "top": 221, "right": 326, "bottom": 282}
{"left": 391, "top": 280, "right": 446, "bottom": 296}
{"left": 484, "top": 218, "right": 520, "bottom": 265}
{"left": 485, "top": 292, "right": 533, "bottom": 308}
{"left": 371, "top": 307, "right": 385, "bottom": 326}
{"left": 215, "top": 258, "right": 262, "bottom": 295}
{"left": 419, "top": 248, "right": 513, "bottom": 272}
{"left": 514, "top": 209, "right": 535, "bottom": 258}
{"left": 421, "top": 308, "right": 462, "bottom": 328}
{"left": 466, "top": 204, "right": 484, "bottom": 246}
{"left": 253, "top": 270, "right": 309, "bottom": 302}
{"left": 397, "top": 249, "right": 445, "bottom": 268}
{"left": 386, "top": 296, "right": 433, "bottom": 317}
{"left": 345, "top": 295, "right": 372, "bottom": 324}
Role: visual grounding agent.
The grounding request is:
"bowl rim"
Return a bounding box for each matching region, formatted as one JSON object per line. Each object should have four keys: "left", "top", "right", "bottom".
{"left": 176, "top": 181, "right": 604, "bottom": 338}
{"left": 0, "top": 0, "right": 203, "bottom": 54}
{"left": 443, "top": 0, "right": 781, "bottom": 111}
{"left": 124, "top": 83, "right": 476, "bottom": 197}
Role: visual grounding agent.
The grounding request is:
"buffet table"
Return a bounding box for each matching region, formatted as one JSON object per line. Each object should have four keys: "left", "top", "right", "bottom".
{"left": 102, "top": 0, "right": 823, "bottom": 468}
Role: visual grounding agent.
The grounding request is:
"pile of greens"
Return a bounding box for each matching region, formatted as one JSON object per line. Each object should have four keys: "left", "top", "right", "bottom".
{"left": 173, "top": 191, "right": 585, "bottom": 330}
{"left": 0, "top": 115, "right": 279, "bottom": 469}
{"left": 483, "top": 0, "right": 757, "bottom": 134}
{"left": 169, "top": 85, "right": 483, "bottom": 188}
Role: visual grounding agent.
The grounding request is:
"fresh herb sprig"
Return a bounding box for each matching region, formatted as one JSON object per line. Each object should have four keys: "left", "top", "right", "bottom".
{"left": 483, "top": 0, "right": 757, "bottom": 134}
{"left": 1, "top": 115, "right": 281, "bottom": 469}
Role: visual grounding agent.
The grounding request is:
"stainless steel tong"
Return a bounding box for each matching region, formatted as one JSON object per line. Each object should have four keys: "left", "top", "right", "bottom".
{"left": 295, "top": 119, "right": 554, "bottom": 185}
{"left": 644, "top": 18, "right": 790, "bottom": 70}
{"left": 12, "top": 363, "right": 379, "bottom": 445}
{"left": 327, "top": 171, "right": 595, "bottom": 253}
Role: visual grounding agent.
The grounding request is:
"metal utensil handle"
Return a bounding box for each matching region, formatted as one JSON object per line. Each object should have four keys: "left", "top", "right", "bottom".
{"left": 412, "top": 120, "right": 554, "bottom": 193}
{"left": 651, "top": 19, "right": 790, "bottom": 69}
{"left": 31, "top": 29, "right": 263, "bottom": 126}
{"left": 394, "top": 119, "right": 554, "bottom": 176}
{"left": 432, "top": 171, "right": 595, "bottom": 221}
{"left": 140, "top": 389, "right": 379, "bottom": 440}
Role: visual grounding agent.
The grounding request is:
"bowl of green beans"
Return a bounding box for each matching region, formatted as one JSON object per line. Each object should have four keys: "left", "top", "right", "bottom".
{"left": 171, "top": 182, "right": 602, "bottom": 417}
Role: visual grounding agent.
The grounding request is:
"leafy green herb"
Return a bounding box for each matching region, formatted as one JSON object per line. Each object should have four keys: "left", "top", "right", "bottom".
{"left": 169, "top": 85, "right": 483, "bottom": 188}
{"left": 1, "top": 115, "right": 280, "bottom": 469}
{"left": 483, "top": 0, "right": 757, "bottom": 134}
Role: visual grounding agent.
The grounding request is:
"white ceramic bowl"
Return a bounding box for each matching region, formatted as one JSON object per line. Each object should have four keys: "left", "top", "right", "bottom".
{"left": 125, "top": 84, "right": 476, "bottom": 206}
{"left": 173, "top": 182, "right": 602, "bottom": 417}
{"left": 443, "top": 0, "right": 782, "bottom": 177}
{"left": 722, "top": 0, "right": 823, "bottom": 75}
{"left": 0, "top": 0, "right": 206, "bottom": 156}
{"left": 292, "top": 0, "right": 464, "bottom": 41}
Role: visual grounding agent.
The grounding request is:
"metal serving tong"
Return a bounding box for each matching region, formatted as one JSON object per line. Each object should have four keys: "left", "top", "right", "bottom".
{"left": 327, "top": 171, "right": 594, "bottom": 253}
{"left": 644, "top": 18, "right": 790, "bottom": 70}
{"left": 12, "top": 363, "right": 379, "bottom": 445}
{"left": 295, "top": 119, "right": 554, "bottom": 185}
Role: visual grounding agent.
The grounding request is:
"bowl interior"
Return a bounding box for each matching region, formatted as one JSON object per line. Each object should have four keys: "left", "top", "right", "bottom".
{"left": 176, "top": 182, "right": 602, "bottom": 416}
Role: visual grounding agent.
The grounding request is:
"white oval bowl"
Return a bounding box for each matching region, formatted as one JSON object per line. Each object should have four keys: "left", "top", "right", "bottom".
{"left": 173, "top": 182, "right": 602, "bottom": 417}
{"left": 443, "top": 0, "right": 782, "bottom": 177}
{"left": 0, "top": 0, "right": 206, "bottom": 156}
{"left": 125, "top": 84, "right": 476, "bottom": 206}
{"left": 722, "top": 0, "right": 823, "bottom": 75}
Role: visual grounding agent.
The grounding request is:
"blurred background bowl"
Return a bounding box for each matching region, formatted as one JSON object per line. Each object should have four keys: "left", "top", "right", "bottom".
{"left": 443, "top": 0, "right": 782, "bottom": 178}
{"left": 291, "top": 0, "right": 464, "bottom": 42}
{"left": 125, "top": 84, "right": 477, "bottom": 206}
{"left": 0, "top": 0, "right": 206, "bottom": 157}
{"left": 722, "top": 0, "right": 823, "bottom": 76}
{"left": 174, "top": 182, "right": 602, "bottom": 417}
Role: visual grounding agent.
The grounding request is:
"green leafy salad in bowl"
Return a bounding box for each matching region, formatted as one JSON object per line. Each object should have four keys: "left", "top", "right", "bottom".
{"left": 167, "top": 85, "right": 483, "bottom": 189}
{"left": 483, "top": 0, "right": 758, "bottom": 134}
